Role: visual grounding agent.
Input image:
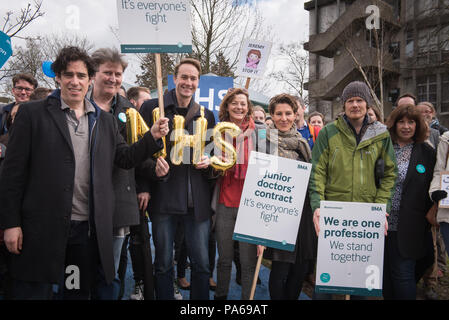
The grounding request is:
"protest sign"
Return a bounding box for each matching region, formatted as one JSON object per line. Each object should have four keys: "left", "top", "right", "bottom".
{"left": 439, "top": 171, "right": 449, "bottom": 208}
{"left": 232, "top": 151, "right": 312, "bottom": 251}
{"left": 0, "top": 31, "right": 12, "bottom": 69}
{"left": 315, "top": 201, "right": 385, "bottom": 297}
{"left": 116, "top": 0, "right": 192, "bottom": 53}
{"left": 236, "top": 39, "right": 272, "bottom": 80}
{"left": 168, "top": 75, "right": 233, "bottom": 122}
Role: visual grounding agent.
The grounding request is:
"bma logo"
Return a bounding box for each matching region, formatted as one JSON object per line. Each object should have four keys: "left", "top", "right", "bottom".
{"left": 371, "top": 206, "right": 382, "bottom": 212}
{"left": 297, "top": 164, "right": 308, "bottom": 170}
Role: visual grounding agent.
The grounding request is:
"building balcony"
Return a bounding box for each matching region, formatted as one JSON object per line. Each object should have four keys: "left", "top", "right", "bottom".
{"left": 304, "top": 0, "right": 400, "bottom": 58}
{"left": 305, "top": 46, "right": 399, "bottom": 100}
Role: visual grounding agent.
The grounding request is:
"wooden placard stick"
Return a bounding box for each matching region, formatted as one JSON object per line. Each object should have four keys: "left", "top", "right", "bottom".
{"left": 245, "top": 77, "right": 251, "bottom": 90}
{"left": 249, "top": 246, "right": 264, "bottom": 300}
{"left": 155, "top": 53, "right": 165, "bottom": 118}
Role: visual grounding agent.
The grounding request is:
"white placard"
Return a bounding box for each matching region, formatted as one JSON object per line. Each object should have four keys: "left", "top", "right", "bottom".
{"left": 116, "top": 0, "right": 192, "bottom": 53}
{"left": 232, "top": 151, "right": 311, "bottom": 251}
{"left": 315, "top": 201, "right": 385, "bottom": 297}
{"left": 236, "top": 39, "right": 272, "bottom": 79}
{"left": 440, "top": 171, "right": 449, "bottom": 208}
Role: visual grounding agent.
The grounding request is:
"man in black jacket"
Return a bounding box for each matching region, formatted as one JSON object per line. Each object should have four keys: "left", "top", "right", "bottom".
{"left": 138, "top": 58, "right": 216, "bottom": 300}
{"left": 88, "top": 48, "right": 148, "bottom": 299}
{"left": 0, "top": 46, "right": 168, "bottom": 300}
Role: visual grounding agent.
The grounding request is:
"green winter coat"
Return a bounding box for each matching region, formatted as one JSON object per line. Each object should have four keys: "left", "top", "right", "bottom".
{"left": 309, "top": 116, "right": 397, "bottom": 212}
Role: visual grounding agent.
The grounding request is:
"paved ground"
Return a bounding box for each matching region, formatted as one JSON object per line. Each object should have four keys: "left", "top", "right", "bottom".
{"left": 122, "top": 226, "right": 311, "bottom": 300}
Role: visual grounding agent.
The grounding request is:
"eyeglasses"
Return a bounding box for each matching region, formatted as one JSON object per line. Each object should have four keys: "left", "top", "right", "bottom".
{"left": 14, "top": 86, "right": 34, "bottom": 93}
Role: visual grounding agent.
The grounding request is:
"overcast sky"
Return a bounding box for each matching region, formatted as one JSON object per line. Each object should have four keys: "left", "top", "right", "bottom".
{"left": 1, "top": 0, "right": 309, "bottom": 94}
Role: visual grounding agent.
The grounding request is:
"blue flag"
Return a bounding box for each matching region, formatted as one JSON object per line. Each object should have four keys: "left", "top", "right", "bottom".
{"left": 168, "top": 75, "right": 233, "bottom": 123}
{"left": 0, "top": 31, "right": 12, "bottom": 69}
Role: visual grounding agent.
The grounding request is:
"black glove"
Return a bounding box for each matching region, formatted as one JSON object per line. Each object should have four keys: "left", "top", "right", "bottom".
{"left": 431, "top": 190, "right": 448, "bottom": 203}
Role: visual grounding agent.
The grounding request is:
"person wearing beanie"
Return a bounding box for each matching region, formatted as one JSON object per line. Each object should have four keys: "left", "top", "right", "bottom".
{"left": 308, "top": 80, "right": 397, "bottom": 299}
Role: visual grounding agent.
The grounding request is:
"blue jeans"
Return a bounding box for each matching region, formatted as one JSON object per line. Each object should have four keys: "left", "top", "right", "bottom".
{"left": 383, "top": 231, "right": 416, "bottom": 300}
{"left": 152, "top": 211, "right": 210, "bottom": 300}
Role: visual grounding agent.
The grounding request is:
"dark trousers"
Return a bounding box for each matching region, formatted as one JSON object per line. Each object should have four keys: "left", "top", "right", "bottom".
{"left": 174, "top": 220, "right": 189, "bottom": 279}
{"left": 128, "top": 225, "right": 144, "bottom": 282}
{"left": 209, "top": 223, "right": 216, "bottom": 279}
{"left": 11, "top": 221, "right": 102, "bottom": 300}
{"left": 383, "top": 231, "right": 418, "bottom": 300}
{"left": 269, "top": 258, "right": 311, "bottom": 300}
{"left": 0, "top": 243, "right": 11, "bottom": 299}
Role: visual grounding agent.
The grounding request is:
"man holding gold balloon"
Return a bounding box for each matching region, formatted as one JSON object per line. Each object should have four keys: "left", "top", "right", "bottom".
{"left": 87, "top": 47, "right": 154, "bottom": 299}
{"left": 0, "top": 46, "right": 169, "bottom": 300}
{"left": 138, "top": 58, "right": 216, "bottom": 300}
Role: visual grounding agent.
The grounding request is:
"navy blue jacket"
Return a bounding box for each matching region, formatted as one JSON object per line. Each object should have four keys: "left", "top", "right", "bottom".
{"left": 138, "top": 89, "right": 216, "bottom": 222}
{"left": 0, "top": 102, "right": 15, "bottom": 135}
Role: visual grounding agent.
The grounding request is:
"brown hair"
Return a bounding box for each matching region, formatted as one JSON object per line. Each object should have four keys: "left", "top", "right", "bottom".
{"left": 12, "top": 73, "right": 38, "bottom": 89}
{"left": 368, "top": 105, "right": 382, "bottom": 123}
{"left": 417, "top": 101, "right": 436, "bottom": 114}
{"left": 218, "top": 88, "right": 253, "bottom": 122}
{"left": 127, "top": 86, "right": 150, "bottom": 101}
{"left": 308, "top": 111, "right": 325, "bottom": 124}
{"left": 396, "top": 92, "right": 417, "bottom": 106}
{"left": 174, "top": 58, "right": 201, "bottom": 77}
{"left": 29, "top": 87, "right": 53, "bottom": 100}
{"left": 247, "top": 49, "right": 261, "bottom": 59}
{"left": 386, "top": 104, "right": 428, "bottom": 144}
{"left": 91, "top": 47, "right": 128, "bottom": 72}
{"left": 268, "top": 94, "right": 298, "bottom": 115}
{"left": 252, "top": 105, "right": 266, "bottom": 120}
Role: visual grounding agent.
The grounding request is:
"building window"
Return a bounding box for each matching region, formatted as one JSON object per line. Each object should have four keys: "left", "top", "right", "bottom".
{"left": 389, "top": 42, "right": 400, "bottom": 61}
{"left": 442, "top": 74, "right": 449, "bottom": 113}
{"left": 417, "top": 75, "right": 437, "bottom": 106}
{"left": 405, "top": 28, "right": 414, "bottom": 58}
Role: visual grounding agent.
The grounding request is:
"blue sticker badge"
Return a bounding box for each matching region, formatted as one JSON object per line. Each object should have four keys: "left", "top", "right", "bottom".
{"left": 416, "top": 164, "right": 426, "bottom": 174}
{"left": 320, "top": 273, "right": 330, "bottom": 283}
{"left": 118, "top": 112, "right": 127, "bottom": 123}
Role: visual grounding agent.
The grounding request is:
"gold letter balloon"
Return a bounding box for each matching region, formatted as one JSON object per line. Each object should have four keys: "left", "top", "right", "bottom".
{"left": 170, "top": 106, "right": 208, "bottom": 166}
{"left": 126, "top": 108, "right": 150, "bottom": 144}
{"left": 152, "top": 108, "right": 167, "bottom": 158}
{"left": 129, "top": 106, "right": 240, "bottom": 172}
{"left": 210, "top": 122, "right": 241, "bottom": 172}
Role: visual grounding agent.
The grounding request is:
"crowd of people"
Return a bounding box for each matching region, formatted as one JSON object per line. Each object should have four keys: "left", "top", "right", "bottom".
{"left": 0, "top": 45, "right": 448, "bottom": 301}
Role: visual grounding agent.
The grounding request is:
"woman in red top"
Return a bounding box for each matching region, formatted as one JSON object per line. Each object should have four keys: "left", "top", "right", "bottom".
{"left": 213, "top": 88, "right": 265, "bottom": 300}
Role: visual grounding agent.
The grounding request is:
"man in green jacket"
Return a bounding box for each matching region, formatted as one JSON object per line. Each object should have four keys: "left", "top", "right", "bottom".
{"left": 309, "top": 81, "right": 397, "bottom": 235}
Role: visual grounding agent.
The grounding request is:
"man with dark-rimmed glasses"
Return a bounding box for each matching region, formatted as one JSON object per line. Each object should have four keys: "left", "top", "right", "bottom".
{"left": 0, "top": 73, "right": 38, "bottom": 135}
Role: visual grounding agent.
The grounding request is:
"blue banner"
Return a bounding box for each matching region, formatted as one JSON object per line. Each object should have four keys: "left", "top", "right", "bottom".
{"left": 168, "top": 75, "right": 233, "bottom": 123}
{"left": 0, "top": 31, "right": 12, "bottom": 69}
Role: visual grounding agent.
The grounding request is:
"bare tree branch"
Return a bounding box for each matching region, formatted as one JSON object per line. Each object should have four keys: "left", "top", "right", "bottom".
{"left": 3, "top": 1, "right": 44, "bottom": 39}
